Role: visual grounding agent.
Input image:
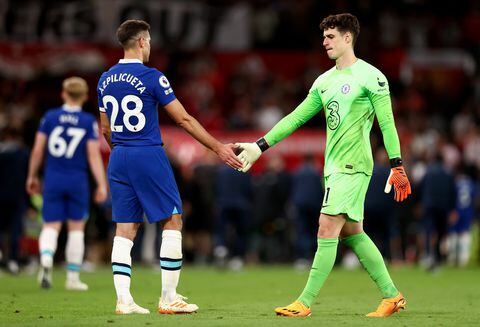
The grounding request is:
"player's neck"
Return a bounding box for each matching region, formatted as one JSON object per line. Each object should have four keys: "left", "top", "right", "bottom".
{"left": 123, "top": 50, "right": 144, "bottom": 63}
{"left": 64, "top": 101, "right": 82, "bottom": 109}
{"left": 335, "top": 51, "right": 357, "bottom": 70}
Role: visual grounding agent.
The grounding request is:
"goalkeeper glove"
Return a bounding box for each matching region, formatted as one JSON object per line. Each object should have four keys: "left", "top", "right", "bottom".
{"left": 384, "top": 158, "right": 412, "bottom": 202}
{"left": 235, "top": 138, "right": 270, "bottom": 172}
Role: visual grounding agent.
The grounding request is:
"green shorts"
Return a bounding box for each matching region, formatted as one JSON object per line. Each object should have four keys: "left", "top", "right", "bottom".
{"left": 321, "top": 172, "right": 371, "bottom": 222}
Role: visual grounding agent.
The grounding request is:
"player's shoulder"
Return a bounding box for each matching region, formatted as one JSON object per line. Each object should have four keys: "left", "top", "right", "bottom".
{"left": 79, "top": 111, "right": 96, "bottom": 121}
{"left": 311, "top": 66, "right": 336, "bottom": 89}
{"left": 354, "top": 59, "right": 389, "bottom": 92}
{"left": 355, "top": 59, "right": 387, "bottom": 79}
{"left": 143, "top": 66, "right": 166, "bottom": 79}
{"left": 144, "top": 67, "right": 174, "bottom": 92}
{"left": 43, "top": 106, "right": 63, "bottom": 119}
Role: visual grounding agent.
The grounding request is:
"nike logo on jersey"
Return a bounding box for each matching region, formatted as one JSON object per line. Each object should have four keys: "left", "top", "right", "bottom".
{"left": 377, "top": 77, "right": 385, "bottom": 87}
{"left": 321, "top": 89, "right": 327, "bottom": 94}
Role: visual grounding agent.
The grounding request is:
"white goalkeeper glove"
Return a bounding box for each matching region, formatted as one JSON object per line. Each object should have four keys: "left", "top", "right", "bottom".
{"left": 235, "top": 138, "right": 270, "bottom": 172}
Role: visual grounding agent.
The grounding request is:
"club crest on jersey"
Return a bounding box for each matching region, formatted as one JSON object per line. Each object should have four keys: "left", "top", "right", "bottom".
{"left": 341, "top": 84, "right": 350, "bottom": 94}
{"left": 159, "top": 76, "right": 170, "bottom": 88}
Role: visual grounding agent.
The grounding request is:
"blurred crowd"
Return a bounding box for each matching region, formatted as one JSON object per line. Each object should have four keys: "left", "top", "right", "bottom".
{"left": 0, "top": 0, "right": 480, "bottom": 273}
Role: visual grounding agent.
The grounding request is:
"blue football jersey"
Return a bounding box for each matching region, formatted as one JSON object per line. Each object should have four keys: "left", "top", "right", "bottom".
{"left": 97, "top": 59, "right": 176, "bottom": 146}
{"left": 456, "top": 175, "right": 476, "bottom": 219}
{"left": 38, "top": 106, "right": 98, "bottom": 176}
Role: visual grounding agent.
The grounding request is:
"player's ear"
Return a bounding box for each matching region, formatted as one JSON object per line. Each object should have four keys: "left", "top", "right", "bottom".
{"left": 139, "top": 35, "right": 148, "bottom": 48}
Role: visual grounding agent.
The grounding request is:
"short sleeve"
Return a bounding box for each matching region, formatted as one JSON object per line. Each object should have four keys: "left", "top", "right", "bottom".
{"left": 86, "top": 116, "right": 99, "bottom": 140}
{"left": 151, "top": 70, "right": 176, "bottom": 106}
{"left": 97, "top": 75, "right": 106, "bottom": 113}
{"left": 38, "top": 114, "right": 52, "bottom": 135}
{"left": 98, "top": 93, "right": 106, "bottom": 113}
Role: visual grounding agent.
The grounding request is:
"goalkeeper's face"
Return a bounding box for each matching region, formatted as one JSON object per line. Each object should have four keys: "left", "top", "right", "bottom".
{"left": 323, "top": 28, "right": 350, "bottom": 60}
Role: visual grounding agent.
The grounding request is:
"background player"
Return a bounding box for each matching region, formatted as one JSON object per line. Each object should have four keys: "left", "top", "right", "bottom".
{"left": 98, "top": 20, "right": 242, "bottom": 315}
{"left": 236, "top": 13, "right": 411, "bottom": 317}
{"left": 26, "top": 77, "right": 108, "bottom": 290}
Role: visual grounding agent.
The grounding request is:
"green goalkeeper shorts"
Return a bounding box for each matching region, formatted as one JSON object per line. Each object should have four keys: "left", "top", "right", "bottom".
{"left": 320, "top": 172, "right": 371, "bottom": 222}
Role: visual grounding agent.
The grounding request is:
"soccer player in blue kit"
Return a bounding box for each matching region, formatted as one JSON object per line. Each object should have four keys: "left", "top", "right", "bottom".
{"left": 27, "top": 77, "right": 108, "bottom": 291}
{"left": 98, "top": 20, "right": 242, "bottom": 314}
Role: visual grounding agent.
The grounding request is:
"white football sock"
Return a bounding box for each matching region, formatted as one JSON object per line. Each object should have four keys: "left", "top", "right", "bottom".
{"left": 446, "top": 233, "right": 458, "bottom": 265}
{"left": 112, "top": 236, "right": 134, "bottom": 303}
{"left": 160, "top": 230, "right": 182, "bottom": 303}
{"left": 65, "top": 231, "right": 84, "bottom": 281}
{"left": 458, "top": 232, "right": 471, "bottom": 267}
{"left": 39, "top": 227, "right": 59, "bottom": 268}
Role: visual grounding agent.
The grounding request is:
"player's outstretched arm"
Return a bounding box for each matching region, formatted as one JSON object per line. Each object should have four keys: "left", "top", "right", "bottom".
{"left": 26, "top": 132, "right": 47, "bottom": 195}
{"left": 164, "top": 99, "right": 243, "bottom": 170}
{"left": 235, "top": 93, "right": 322, "bottom": 173}
{"left": 86, "top": 139, "right": 108, "bottom": 203}
{"left": 99, "top": 112, "right": 113, "bottom": 149}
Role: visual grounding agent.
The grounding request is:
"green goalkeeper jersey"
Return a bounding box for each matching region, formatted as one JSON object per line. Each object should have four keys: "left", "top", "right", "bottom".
{"left": 264, "top": 59, "right": 401, "bottom": 176}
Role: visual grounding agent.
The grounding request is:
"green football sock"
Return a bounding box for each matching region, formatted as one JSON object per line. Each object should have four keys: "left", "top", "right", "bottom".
{"left": 342, "top": 232, "right": 398, "bottom": 298}
{"left": 297, "top": 238, "right": 338, "bottom": 307}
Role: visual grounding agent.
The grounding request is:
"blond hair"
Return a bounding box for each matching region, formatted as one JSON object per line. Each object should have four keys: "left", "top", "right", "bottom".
{"left": 62, "top": 77, "right": 88, "bottom": 101}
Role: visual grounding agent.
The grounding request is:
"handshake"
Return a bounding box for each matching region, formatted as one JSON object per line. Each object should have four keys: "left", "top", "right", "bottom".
{"left": 234, "top": 138, "right": 412, "bottom": 203}
{"left": 234, "top": 138, "right": 269, "bottom": 173}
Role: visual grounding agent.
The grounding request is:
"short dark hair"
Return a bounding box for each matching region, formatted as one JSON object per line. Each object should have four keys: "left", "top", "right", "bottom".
{"left": 319, "top": 13, "right": 360, "bottom": 45}
{"left": 116, "top": 20, "right": 150, "bottom": 49}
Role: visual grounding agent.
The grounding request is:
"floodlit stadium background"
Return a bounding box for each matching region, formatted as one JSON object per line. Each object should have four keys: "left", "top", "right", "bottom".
{"left": 0, "top": 0, "right": 479, "bottom": 272}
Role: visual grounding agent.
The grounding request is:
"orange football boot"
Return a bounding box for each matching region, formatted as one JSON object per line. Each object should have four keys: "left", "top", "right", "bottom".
{"left": 275, "top": 300, "right": 311, "bottom": 317}
{"left": 366, "top": 293, "right": 406, "bottom": 317}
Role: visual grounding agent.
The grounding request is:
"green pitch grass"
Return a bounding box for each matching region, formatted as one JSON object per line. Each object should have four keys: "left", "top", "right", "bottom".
{"left": 1, "top": 265, "right": 479, "bottom": 326}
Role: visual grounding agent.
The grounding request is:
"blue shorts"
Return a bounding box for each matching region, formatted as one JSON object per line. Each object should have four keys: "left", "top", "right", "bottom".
{"left": 42, "top": 172, "right": 89, "bottom": 222}
{"left": 108, "top": 145, "right": 182, "bottom": 224}
{"left": 449, "top": 213, "right": 474, "bottom": 233}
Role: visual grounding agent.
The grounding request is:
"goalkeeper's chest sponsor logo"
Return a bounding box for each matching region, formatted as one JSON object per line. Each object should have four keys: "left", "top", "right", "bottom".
{"left": 326, "top": 101, "right": 340, "bottom": 130}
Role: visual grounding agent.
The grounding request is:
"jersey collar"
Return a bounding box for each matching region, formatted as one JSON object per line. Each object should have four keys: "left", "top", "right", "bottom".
{"left": 62, "top": 104, "right": 82, "bottom": 112}
{"left": 119, "top": 59, "right": 143, "bottom": 64}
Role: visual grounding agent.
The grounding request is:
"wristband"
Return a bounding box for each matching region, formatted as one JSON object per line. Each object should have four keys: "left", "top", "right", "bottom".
{"left": 256, "top": 137, "right": 270, "bottom": 152}
{"left": 389, "top": 157, "right": 403, "bottom": 168}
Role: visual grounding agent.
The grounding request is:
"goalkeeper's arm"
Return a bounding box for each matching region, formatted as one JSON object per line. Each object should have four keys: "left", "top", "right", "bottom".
{"left": 372, "top": 93, "right": 411, "bottom": 201}
{"left": 236, "top": 92, "right": 322, "bottom": 172}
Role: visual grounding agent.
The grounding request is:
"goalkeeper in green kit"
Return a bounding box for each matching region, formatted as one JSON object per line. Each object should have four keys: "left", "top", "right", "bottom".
{"left": 236, "top": 13, "right": 411, "bottom": 318}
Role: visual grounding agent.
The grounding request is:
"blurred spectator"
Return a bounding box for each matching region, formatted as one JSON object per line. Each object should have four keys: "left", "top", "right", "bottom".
{"left": 290, "top": 154, "right": 323, "bottom": 269}
{"left": 364, "top": 149, "right": 397, "bottom": 261}
{"left": 0, "top": 127, "right": 29, "bottom": 274}
{"left": 447, "top": 165, "right": 477, "bottom": 267}
{"left": 251, "top": 156, "right": 291, "bottom": 263}
{"left": 183, "top": 152, "right": 218, "bottom": 264}
{"left": 254, "top": 90, "right": 283, "bottom": 131}
{"left": 213, "top": 165, "right": 253, "bottom": 270}
{"left": 463, "top": 127, "right": 480, "bottom": 169}
{"left": 419, "top": 154, "right": 457, "bottom": 271}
